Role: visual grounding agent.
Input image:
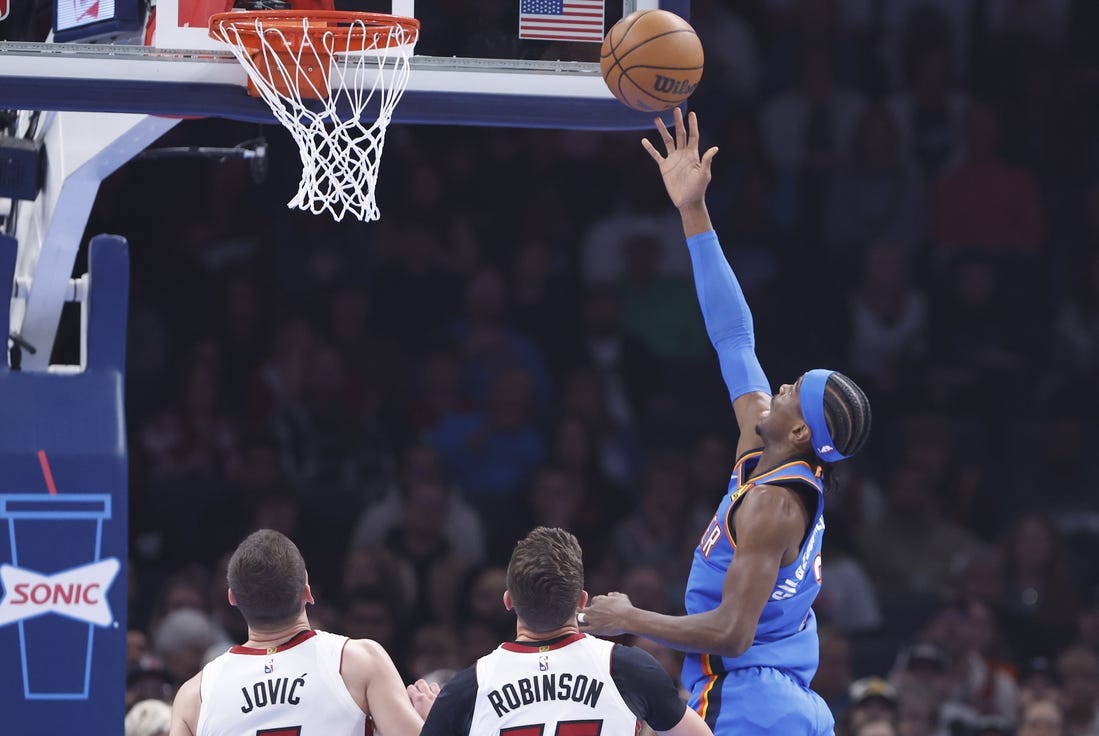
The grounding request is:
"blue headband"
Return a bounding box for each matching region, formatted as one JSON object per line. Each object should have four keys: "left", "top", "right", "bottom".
{"left": 799, "top": 369, "right": 848, "bottom": 463}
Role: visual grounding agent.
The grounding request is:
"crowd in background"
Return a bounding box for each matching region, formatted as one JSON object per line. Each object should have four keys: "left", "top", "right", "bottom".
{"left": 38, "top": 1, "right": 1099, "bottom": 735}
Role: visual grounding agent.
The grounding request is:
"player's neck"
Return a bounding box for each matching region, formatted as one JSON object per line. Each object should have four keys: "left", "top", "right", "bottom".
{"left": 514, "top": 622, "right": 579, "bottom": 643}
{"left": 244, "top": 617, "right": 312, "bottom": 649}
{"left": 753, "top": 444, "right": 803, "bottom": 477}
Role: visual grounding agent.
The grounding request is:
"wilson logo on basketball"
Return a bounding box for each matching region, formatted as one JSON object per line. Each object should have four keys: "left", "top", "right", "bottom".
{"left": 652, "top": 75, "right": 698, "bottom": 97}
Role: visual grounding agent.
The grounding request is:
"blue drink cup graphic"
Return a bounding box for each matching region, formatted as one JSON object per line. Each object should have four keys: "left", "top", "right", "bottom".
{"left": 0, "top": 494, "right": 117, "bottom": 699}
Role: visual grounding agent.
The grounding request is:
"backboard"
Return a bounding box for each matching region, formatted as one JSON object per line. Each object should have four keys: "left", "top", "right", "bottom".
{"left": 0, "top": 0, "right": 694, "bottom": 370}
{"left": 0, "top": 0, "right": 692, "bottom": 129}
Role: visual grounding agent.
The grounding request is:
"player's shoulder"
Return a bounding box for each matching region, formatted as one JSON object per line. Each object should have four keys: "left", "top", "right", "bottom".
{"left": 341, "top": 637, "right": 392, "bottom": 667}
{"left": 609, "top": 642, "right": 668, "bottom": 680}
{"left": 738, "top": 482, "right": 813, "bottom": 536}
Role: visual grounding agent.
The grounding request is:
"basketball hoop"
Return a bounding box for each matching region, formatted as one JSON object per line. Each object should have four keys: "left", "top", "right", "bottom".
{"left": 209, "top": 10, "right": 420, "bottom": 222}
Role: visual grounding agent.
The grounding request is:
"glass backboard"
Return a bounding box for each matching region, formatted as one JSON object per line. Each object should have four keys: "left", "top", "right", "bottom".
{"left": 0, "top": 0, "right": 692, "bottom": 129}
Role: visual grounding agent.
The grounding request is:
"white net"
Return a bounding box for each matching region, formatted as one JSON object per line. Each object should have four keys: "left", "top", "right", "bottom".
{"left": 211, "top": 14, "right": 417, "bottom": 222}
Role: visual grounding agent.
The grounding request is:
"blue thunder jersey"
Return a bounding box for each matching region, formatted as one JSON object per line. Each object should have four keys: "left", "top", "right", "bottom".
{"left": 682, "top": 450, "right": 826, "bottom": 708}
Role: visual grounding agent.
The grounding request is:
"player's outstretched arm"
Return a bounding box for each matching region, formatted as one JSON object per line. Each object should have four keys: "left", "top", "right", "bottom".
{"left": 644, "top": 108, "right": 771, "bottom": 457}
{"left": 168, "top": 673, "right": 201, "bottom": 736}
{"left": 343, "top": 639, "right": 428, "bottom": 736}
{"left": 579, "top": 485, "right": 802, "bottom": 657}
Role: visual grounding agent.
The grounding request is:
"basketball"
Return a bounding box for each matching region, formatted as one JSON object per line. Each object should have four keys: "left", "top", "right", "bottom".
{"left": 600, "top": 9, "right": 704, "bottom": 113}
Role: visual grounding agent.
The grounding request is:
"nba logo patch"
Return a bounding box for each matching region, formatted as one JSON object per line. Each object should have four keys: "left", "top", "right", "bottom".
{"left": 539, "top": 655, "right": 549, "bottom": 671}
{"left": 0, "top": 0, "right": 8, "bottom": 21}
{"left": 264, "top": 658, "right": 275, "bottom": 674}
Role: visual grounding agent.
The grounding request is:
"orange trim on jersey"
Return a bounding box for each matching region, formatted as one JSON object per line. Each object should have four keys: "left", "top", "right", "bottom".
{"left": 754, "top": 472, "right": 823, "bottom": 491}
{"left": 229, "top": 629, "right": 316, "bottom": 655}
{"left": 696, "top": 655, "right": 718, "bottom": 719}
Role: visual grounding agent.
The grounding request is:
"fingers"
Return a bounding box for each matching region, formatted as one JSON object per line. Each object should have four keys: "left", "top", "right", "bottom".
{"left": 701, "top": 145, "right": 719, "bottom": 171}
{"left": 641, "top": 137, "right": 664, "bottom": 164}
{"left": 687, "top": 110, "right": 701, "bottom": 152}
{"left": 673, "top": 107, "right": 686, "bottom": 151}
{"left": 654, "top": 116, "right": 674, "bottom": 150}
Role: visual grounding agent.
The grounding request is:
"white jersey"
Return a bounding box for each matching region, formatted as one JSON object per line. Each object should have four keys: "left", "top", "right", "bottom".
{"left": 471, "top": 634, "right": 640, "bottom": 736}
{"left": 196, "top": 630, "right": 369, "bottom": 736}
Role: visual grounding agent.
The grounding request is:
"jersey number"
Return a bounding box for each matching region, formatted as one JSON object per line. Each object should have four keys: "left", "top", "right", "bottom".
{"left": 502, "top": 719, "right": 603, "bottom": 736}
{"left": 257, "top": 728, "right": 302, "bottom": 736}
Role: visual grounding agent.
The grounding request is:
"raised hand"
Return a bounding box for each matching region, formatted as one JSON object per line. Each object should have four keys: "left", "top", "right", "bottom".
{"left": 641, "top": 108, "right": 718, "bottom": 210}
{"left": 407, "top": 678, "right": 441, "bottom": 720}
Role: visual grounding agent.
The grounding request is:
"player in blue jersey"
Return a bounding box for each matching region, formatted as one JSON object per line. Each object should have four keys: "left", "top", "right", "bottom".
{"left": 577, "top": 109, "right": 872, "bottom": 735}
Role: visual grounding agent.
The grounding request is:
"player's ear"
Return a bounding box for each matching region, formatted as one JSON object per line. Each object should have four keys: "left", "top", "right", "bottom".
{"left": 303, "top": 583, "right": 315, "bottom": 606}
{"left": 790, "top": 420, "right": 811, "bottom": 448}
{"left": 227, "top": 588, "right": 238, "bottom": 607}
{"left": 503, "top": 590, "right": 514, "bottom": 611}
{"left": 578, "top": 590, "right": 589, "bottom": 609}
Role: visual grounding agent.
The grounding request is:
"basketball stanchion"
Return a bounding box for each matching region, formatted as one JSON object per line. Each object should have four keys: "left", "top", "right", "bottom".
{"left": 209, "top": 11, "right": 420, "bottom": 222}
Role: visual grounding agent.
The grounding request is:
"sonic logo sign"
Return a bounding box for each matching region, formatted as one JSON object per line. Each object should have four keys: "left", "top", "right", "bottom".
{"left": 0, "top": 559, "right": 120, "bottom": 626}
{"left": 0, "top": 492, "right": 119, "bottom": 701}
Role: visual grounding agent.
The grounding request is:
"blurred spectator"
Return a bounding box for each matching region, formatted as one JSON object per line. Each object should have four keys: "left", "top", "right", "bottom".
{"left": 932, "top": 102, "right": 1045, "bottom": 252}
{"left": 457, "top": 566, "right": 514, "bottom": 645}
{"left": 1018, "top": 657, "right": 1063, "bottom": 712}
{"left": 559, "top": 365, "right": 644, "bottom": 487}
{"left": 813, "top": 625, "right": 854, "bottom": 723}
{"left": 1077, "top": 589, "right": 1099, "bottom": 654}
{"left": 609, "top": 452, "right": 694, "bottom": 588}
{"left": 358, "top": 478, "right": 473, "bottom": 630}
{"left": 895, "top": 683, "right": 940, "bottom": 736}
{"left": 349, "top": 444, "right": 487, "bottom": 566}
{"left": 923, "top": 602, "right": 1017, "bottom": 723}
{"left": 924, "top": 254, "right": 1034, "bottom": 415}
{"left": 999, "top": 514, "right": 1079, "bottom": 661}
{"left": 507, "top": 239, "right": 581, "bottom": 372}
{"left": 152, "top": 608, "right": 229, "bottom": 685}
{"left": 1056, "top": 646, "right": 1099, "bottom": 736}
{"left": 406, "top": 625, "right": 462, "bottom": 682}
{"left": 760, "top": 45, "right": 867, "bottom": 172}
{"left": 846, "top": 677, "right": 900, "bottom": 735}
{"left": 824, "top": 106, "right": 926, "bottom": 255}
{"left": 124, "top": 699, "right": 172, "bottom": 736}
{"left": 814, "top": 517, "right": 883, "bottom": 635}
{"left": 521, "top": 465, "right": 599, "bottom": 552}
{"left": 126, "top": 657, "right": 175, "bottom": 712}
{"left": 886, "top": 9, "right": 970, "bottom": 179}
{"left": 570, "top": 285, "right": 667, "bottom": 432}
{"left": 891, "top": 643, "right": 957, "bottom": 709}
{"left": 430, "top": 368, "right": 547, "bottom": 553}
{"left": 618, "top": 232, "right": 709, "bottom": 361}
{"left": 843, "top": 240, "right": 928, "bottom": 410}
{"left": 858, "top": 464, "right": 980, "bottom": 598}
{"left": 761, "top": 44, "right": 867, "bottom": 239}
{"left": 449, "top": 266, "right": 552, "bottom": 407}
{"left": 852, "top": 718, "right": 899, "bottom": 736}
{"left": 1016, "top": 698, "right": 1068, "bottom": 736}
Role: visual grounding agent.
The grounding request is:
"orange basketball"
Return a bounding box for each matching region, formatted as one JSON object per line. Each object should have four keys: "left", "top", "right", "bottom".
{"left": 600, "top": 9, "right": 704, "bottom": 113}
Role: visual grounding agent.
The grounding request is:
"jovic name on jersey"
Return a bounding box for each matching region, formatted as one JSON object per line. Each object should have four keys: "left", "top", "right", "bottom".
{"left": 196, "top": 630, "right": 369, "bottom": 736}
{"left": 422, "top": 633, "right": 688, "bottom": 736}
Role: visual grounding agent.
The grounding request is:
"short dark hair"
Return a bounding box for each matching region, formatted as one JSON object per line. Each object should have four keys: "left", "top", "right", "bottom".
{"left": 822, "top": 372, "right": 872, "bottom": 459}
{"left": 227, "top": 529, "right": 308, "bottom": 628}
{"left": 506, "top": 527, "right": 584, "bottom": 633}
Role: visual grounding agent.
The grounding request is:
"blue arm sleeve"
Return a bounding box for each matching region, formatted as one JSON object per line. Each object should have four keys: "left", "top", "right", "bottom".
{"left": 686, "top": 229, "right": 771, "bottom": 403}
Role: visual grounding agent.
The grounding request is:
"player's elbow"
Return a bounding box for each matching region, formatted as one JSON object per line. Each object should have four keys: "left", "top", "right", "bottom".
{"left": 713, "top": 621, "right": 755, "bottom": 658}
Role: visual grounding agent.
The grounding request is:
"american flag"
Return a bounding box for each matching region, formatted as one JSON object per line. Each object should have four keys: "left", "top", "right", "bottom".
{"left": 519, "top": 0, "right": 605, "bottom": 43}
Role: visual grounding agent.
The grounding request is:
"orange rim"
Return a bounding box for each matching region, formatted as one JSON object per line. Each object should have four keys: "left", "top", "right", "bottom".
{"left": 208, "top": 10, "right": 420, "bottom": 51}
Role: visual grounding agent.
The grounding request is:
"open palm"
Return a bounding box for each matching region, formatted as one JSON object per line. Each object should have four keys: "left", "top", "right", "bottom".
{"left": 642, "top": 108, "right": 718, "bottom": 209}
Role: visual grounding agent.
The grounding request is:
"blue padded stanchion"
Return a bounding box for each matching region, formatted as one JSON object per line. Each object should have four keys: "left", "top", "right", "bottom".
{"left": 0, "top": 234, "right": 129, "bottom": 735}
